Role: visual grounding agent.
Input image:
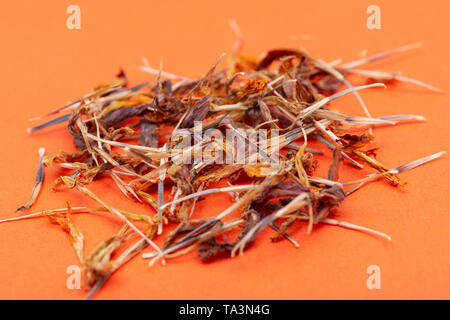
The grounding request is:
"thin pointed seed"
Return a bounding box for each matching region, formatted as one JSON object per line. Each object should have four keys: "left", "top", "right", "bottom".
{"left": 146, "top": 219, "right": 243, "bottom": 265}
{"left": 142, "top": 250, "right": 158, "bottom": 258}
{"left": 157, "top": 179, "right": 164, "bottom": 235}
{"left": 27, "top": 114, "right": 71, "bottom": 133}
{"left": 28, "top": 99, "right": 81, "bottom": 121}
{"left": 307, "top": 176, "right": 343, "bottom": 187}
{"left": 298, "top": 83, "right": 385, "bottom": 120}
{"left": 129, "top": 82, "right": 150, "bottom": 92}
{"left": 343, "top": 151, "right": 446, "bottom": 195}
{"left": 312, "top": 133, "right": 364, "bottom": 168}
{"left": 269, "top": 223, "right": 300, "bottom": 248}
{"left": 143, "top": 219, "right": 220, "bottom": 261}
{"left": 345, "top": 151, "right": 446, "bottom": 185}
{"left": 395, "top": 75, "right": 444, "bottom": 93}
{"left": 29, "top": 81, "right": 148, "bottom": 124}
{"left": 345, "top": 116, "right": 395, "bottom": 125}
{"left": 85, "top": 272, "right": 112, "bottom": 300}
{"left": 394, "top": 151, "right": 446, "bottom": 173}
{"left": 16, "top": 148, "right": 45, "bottom": 212}
{"left": 232, "top": 194, "right": 308, "bottom": 257}
{"left": 376, "top": 114, "right": 426, "bottom": 122}
{"left": 0, "top": 207, "right": 92, "bottom": 223}
{"left": 29, "top": 81, "right": 147, "bottom": 121}
{"left": 110, "top": 172, "right": 130, "bottom": 199}
{"left": 160, "top": 185, "right": 255, "bottom": 210}
{"left": 339, "top": 68, "right": 443, "bottom": 92}
{"left": 314, "top": 59, "right": 373, "bottom": 118}
{"left": 157, "top": 144, "right": 168, "bottom": 235}
{"left": 321, "top": 218, "right": 391, "bottom": 241}
{"left": 140, "top": 59, "right": 191, "bottom": 81}
{"left": 340, "top": 43, "right": 423, "bottom": 69}
{"left": 86, "top": 133, "right": 165, "bottom": 154}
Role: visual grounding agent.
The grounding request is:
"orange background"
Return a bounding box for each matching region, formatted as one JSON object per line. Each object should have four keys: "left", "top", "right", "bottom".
{"left": 0, "top": 0, "right": 449, "bottom": 299}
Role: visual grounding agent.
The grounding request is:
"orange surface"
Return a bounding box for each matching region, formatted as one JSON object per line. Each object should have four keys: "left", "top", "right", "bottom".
{"left": 0, "top": 0, "right": 449, "bottom": 300}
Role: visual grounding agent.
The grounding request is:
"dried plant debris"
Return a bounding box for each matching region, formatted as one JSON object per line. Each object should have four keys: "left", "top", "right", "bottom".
{"left": 44, "top": 201, "right": 85, "bottom": 263}
{"left": 2, "top": 27, "right": 445, "bottom": 299}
